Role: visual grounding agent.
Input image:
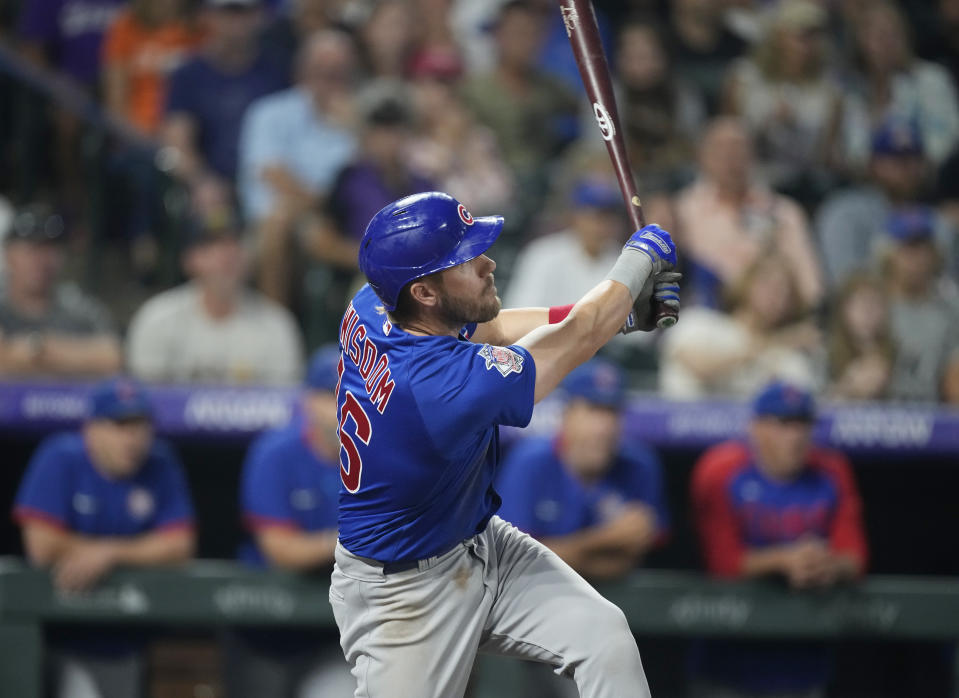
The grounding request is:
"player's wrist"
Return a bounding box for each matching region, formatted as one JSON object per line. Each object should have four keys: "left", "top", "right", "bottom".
{"left": 606, "top": 247, "right": 654, "bottom": 301}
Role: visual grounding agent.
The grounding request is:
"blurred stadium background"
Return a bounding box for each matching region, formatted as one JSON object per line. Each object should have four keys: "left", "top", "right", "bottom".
{"left": 0, "top": 0, "right": 958, "bottom": 696}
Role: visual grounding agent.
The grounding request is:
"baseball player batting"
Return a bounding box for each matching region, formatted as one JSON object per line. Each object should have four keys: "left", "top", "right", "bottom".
{"left": 329, "top": 191, "right": 680, "bottom": 698}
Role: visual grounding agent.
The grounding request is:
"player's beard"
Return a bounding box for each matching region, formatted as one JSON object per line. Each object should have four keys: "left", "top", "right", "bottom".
{"left": 437, "top": 282, "right": 501, "bottom": 326}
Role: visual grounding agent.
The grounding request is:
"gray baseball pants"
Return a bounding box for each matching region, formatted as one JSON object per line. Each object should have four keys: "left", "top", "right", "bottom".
{"left": 329, "top": 515, "right": 651, "bottom": 698}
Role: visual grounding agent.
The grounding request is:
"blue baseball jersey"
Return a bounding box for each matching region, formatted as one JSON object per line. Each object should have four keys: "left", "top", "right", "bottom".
{"left": 239, "top": 418, "right": 341, "bottom": 567}
{"left": 335, "top": 285, "right": 536, "bottom": 562}
{"left": 14, "top": 432, "right": 194, "bottom": 536}
{"left": 689, "top": 440, "right": 868, "bottom": 693}
{"left": 495, "top": 436, "right": 669, "bottom": 540}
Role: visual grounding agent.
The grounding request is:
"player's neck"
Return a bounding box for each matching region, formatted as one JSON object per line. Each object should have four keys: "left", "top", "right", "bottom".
{"left": 395, "top": 311, "right": 459, "bottom": 338}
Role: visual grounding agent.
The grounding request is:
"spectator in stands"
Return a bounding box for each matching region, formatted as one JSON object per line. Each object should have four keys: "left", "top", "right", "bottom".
{"left": 689, "top": 381, "right": 868, "bottom": 698}
{"left": 17, "top": 0, "right": 123, "bottom": 89}
{"left": 238, "top": 29, "right": 358, "bottom": 305}
{"left": 722, "top": 0, "right": 843, "bottom": 207}
{"left": 505, "top": 177, "right": 625, "bottom": 309}
{"left": 162, "top": 0, "right": 287, "bottom": 192}
{"left": 0, "top": 204, "right": 122, "bottom": 377}
{"left": 827, "top": 272, "right": 897, "bottom": 402}
{"left": 879, "top": 208, "right": 959, "bottom": 403}
{"left": 496, "top": 358, "right": 668, "bottom": 698}
{"left": 126, "top": 208, "right": 304, "bottom": 384}
{"left": 666, "top": 0, "right": 747, "bottom": 114}
{"left": 407, "top": 65, "right": 514, "bottom": 215}
{"left": 408, "top": 0, "right": 464, "bottom": 85}
{"left": 260, "top": 0, "right": 338, "bottom": 81}
{"left": 660, "top": 256, "right": 823, "bottom": 399}
{"left": 101, "top": 0, "right": 206, "bottom": 280}
{"left": 674, "top": 117, "right": 823, "bottom": 310}
{"left": 227, "top": 346, "right": 352, "bottom": 698}
{"left": 12, "top": 377, "right": 195, "bottom": 698}
{"left": 460, "top": 0, "right": 578, "bottom": 218}
{"left": 356, "top": 0, "right": 414, "bottom": 80}
{"left": 102, "top": 0, "right": 205, "bottom": 136}
{"left": 816, "top": 118, "right": 956, "bottom": 288}
{"left": 326, "top": 81, "right": 433, "bottom": 243}
{"left": 615, "top": 18, "right": 704, "bottom": 194}
{"left": 842, "top": 0, "right": 959, "bottom": 168}
{"left": 16, "top": 0, "right": 125, "bottom": 213}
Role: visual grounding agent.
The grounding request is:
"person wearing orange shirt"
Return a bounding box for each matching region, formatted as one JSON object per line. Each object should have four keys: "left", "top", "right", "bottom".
{"left": 102, "top": 0, "right": 205, "bottom": 135}
{"left": 101, "top": 0, "right": 205, "bottom": 280}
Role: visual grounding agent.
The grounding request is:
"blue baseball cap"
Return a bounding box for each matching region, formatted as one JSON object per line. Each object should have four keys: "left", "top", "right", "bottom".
{"left": 562, "top": 359, "right": 626, "bottom": 408}
{"left": 305, "top": 345, "right": 341, "bottom": 392}
{"left": 571, "top": 178, "right": 621, "bottom": 210}
{"left": 88, "top": 377, "right": 153, "bottom": 421}
{"left": 752, "top": 381, "right": 815, "bottom": 421}
{"left": 871, "top": 118, "right": 923, "bottom": 158}
{"left": 886, "top": 207, "right": 935, "bottom": 244}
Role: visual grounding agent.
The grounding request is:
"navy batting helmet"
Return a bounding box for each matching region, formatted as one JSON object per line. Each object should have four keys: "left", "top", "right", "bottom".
{"left": 359, "top": 192, "right": 504, "bottom": 310}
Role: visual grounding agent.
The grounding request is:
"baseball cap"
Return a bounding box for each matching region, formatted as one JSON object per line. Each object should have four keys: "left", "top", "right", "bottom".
{"left": 752, "top": 381, "right": 815, "bottom": 421}
{"left": 5, "top": 204, "right": 66, "bottom": 245}
{"left": 871, "top": 118, "right": 923, "bottom": 158}
{"left": 562, "top": 359, "right": 626, "bottom": 409}
{"left": 886, "top": 207, "right": 935, "bottom": 244}
{"left": 88, "top": 377, "right": 154, "bottom": 421}
{"left": 571, "top": 178, "right": 621, "bottom": 210}
{"left": 305, "top": 345, "right": 341, "bottom": 392}
{"left": 358, "top": 81, "right": 413, "bottom": 128}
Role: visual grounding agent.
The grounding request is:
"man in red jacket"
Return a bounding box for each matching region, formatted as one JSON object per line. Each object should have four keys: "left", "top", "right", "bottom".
{"left": 689, "top": 380, "right": 868, "bottom": 698}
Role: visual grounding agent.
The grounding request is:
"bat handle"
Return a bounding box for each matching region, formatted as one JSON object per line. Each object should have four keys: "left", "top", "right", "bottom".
{"left": 628, "top": 198, "right": 678, "bottom": 329}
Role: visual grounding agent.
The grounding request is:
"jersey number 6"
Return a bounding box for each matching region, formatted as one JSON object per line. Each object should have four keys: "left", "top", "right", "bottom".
{"left": 339, "top": 391, "right": 371, "bottom": 493}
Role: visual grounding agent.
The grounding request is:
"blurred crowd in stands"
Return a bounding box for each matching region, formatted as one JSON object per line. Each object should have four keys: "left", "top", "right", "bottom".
{"left": 1, "top": 2, "right": 955, "bottom": 696}
{"left": 0, "top": 0, "right": 956, "bottom": 403}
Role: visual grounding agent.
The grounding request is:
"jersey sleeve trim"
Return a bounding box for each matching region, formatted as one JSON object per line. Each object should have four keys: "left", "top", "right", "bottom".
{"left": 154, "top": 519, "right": 195, "bottom": 533}
{"left": 12, "top": 506, "right": 68, "bottom": 531}
{"left": 244, "top": 514, "right": 300, "bottom": 532}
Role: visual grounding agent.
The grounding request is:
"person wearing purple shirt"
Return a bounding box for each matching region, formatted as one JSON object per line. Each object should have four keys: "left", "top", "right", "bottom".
{"left": 161, "top": 0, "right": 288, "bottom": 189}
{"left": 327, "top": 81, "right": 434, "bottom": 242}
{"left": 18, "top": 0, "right": 125, "bottom": 85}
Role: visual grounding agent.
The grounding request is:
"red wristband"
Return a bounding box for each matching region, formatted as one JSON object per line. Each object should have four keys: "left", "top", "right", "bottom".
{"left": 549, "top": 304, "right": 574, "bottom": 324}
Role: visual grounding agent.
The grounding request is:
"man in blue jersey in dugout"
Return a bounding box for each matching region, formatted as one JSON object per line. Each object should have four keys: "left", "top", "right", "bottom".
{"left": 329, "top": 190, "right": 681, "bottom": 697}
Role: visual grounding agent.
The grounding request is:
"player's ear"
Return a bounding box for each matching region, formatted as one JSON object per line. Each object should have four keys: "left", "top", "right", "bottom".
{"left": 408, "top": 278, "right": 440, "bottom": 308}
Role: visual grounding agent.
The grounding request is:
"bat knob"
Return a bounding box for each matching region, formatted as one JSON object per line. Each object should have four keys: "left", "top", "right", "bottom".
{"left": 654, "top": 301, "right": 678, "bottom": 329}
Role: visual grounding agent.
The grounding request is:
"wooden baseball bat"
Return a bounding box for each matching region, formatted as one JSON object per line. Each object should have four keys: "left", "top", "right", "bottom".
{"left": 558, "top": 0, "right": 677, "bottom": 329}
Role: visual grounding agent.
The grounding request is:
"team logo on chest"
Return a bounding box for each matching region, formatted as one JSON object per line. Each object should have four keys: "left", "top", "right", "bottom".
{"left": 127, "top": 488, "right": 155, "bottom": 519}
{"left": 478, "top": 344, "right": 524, "bottom": 377}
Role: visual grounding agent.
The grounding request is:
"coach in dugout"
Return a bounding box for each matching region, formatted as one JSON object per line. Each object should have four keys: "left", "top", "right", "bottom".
{"left": 12, "top": 377, "right": 195, "bottom": 698}
{"left": 689, "top": 380, "right": 868, "bottom": 698}
{"left": 495, "top": 358, "right": 669, "bottom": 698}
{"left": 226, "top": 345, "right": 352, "bottom": 698}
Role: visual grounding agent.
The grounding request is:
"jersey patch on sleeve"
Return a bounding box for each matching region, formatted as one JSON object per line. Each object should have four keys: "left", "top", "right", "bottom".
{"left": 478, "top": 344, "right": 524, "bottom": 377}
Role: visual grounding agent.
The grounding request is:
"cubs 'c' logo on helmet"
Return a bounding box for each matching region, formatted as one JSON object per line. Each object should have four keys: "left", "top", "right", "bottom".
{"left": 457, "top": 204, "right": 474, "bottom": 226}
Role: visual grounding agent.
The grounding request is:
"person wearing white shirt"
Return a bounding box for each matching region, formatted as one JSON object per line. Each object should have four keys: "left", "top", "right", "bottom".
{"left": 126, "top": 212, "right": 304, "bottom": 385}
